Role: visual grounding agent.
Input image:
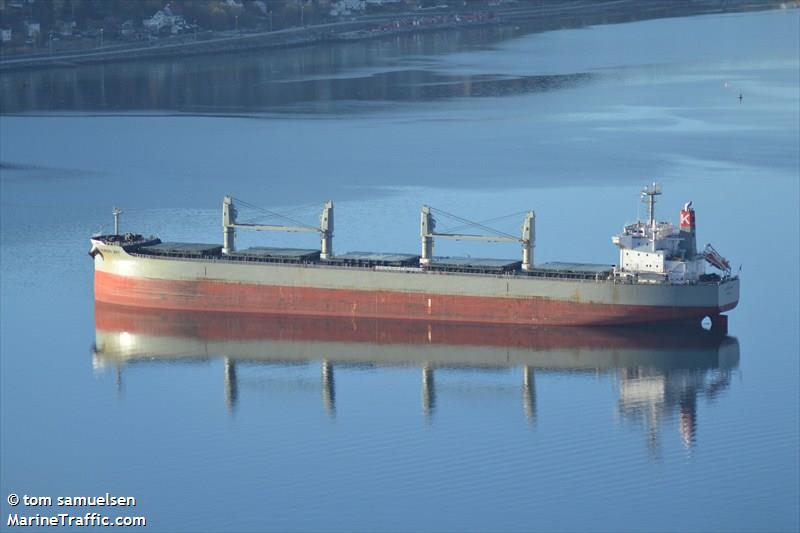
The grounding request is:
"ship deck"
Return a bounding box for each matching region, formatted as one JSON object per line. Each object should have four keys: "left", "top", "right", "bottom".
{"left": 92, "top": 235, "right": 738, "bottom": 286}
{"left": 120, "top": 238, "right": 615, "bottom": 281}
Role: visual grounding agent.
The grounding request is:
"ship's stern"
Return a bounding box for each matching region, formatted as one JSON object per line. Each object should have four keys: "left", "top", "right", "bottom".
{"left": 718, "top": 277, "right": 740, "bottom": 313}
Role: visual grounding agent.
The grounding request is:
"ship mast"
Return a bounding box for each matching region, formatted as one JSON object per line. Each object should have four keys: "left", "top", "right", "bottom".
{"left": 112, "top": 207, "right": 123, "bottom": 235}
{"left": 641, "top": 182, "right": 662, "bottom": 252}
{"left": 641, "top": 182, "right": 661, "bottom": 231}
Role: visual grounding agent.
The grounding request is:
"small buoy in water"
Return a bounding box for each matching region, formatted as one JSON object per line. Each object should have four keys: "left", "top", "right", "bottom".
{"left": 739, "top": 92, "right": 743, "bottom": 102}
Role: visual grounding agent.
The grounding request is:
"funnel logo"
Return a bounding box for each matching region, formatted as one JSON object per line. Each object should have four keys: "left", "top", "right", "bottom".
{"left": 680, "top": 210, "right": 695, "bottom": 229}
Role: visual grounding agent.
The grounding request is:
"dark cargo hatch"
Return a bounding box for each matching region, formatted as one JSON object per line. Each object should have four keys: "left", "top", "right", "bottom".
{"left": 139, "top": 242, "right": 223, "bottom": 258}
{"left": 427, "top": 257, "right": 522, "bottom": 274}
{"left": 230, "top": 247, "right": 321, "bottom": 263}
{"left": 324, "top": 251, "right": 420, "bottom": 267}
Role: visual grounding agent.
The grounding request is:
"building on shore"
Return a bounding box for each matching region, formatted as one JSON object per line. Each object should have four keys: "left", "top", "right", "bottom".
{"left": 23, "top": 20, "right": 39, "bottom": 39}
{"left": 143, "top": 7, "right": 188, "bottom": 35}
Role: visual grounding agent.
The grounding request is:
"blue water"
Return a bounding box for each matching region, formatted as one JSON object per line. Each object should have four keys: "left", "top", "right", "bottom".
{"left": 1, "top": 8, "right": 798, "bottom": 532}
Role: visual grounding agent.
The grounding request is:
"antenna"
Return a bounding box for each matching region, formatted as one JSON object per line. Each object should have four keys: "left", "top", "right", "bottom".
{"left": 112, "top": 207, "right": 123, "bottom": 235}
{"left": 640, "top": 182, "right": 661, "bottom": 229}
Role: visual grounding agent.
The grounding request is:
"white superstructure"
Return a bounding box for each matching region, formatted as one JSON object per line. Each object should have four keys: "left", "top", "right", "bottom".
{"left": 612, "top": 183, "right": 714, "bottom": 284}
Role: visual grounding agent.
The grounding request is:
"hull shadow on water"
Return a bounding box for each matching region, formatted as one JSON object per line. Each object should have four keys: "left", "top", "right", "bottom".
{"left": 93, "top": 302, "right": 739, "bottom": 453}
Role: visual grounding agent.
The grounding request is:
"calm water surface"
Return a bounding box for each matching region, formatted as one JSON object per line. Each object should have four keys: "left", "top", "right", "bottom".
{"left": 1, "top": 9, "right": 798, "bottom": 532}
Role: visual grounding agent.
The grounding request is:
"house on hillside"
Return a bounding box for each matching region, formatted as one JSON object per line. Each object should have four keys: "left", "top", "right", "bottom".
{"left": 143, "top": 5, "right": 187, "bottom": 35}
{"left": 55, "top": 20, "right": 76, "bottom": 37}
{"left": 120, "top": 20, "right": 136, "bottom": 38}
{"left": 23, "top": 20, "right": 40, "bottom": 38}
{"left": 330, "top": 0, "right": 366, "bottom": 17}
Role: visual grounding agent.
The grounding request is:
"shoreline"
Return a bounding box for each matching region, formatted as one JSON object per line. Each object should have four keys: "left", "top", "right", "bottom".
{"left": 0, "top": 0, "right": 791, "bottom": 72}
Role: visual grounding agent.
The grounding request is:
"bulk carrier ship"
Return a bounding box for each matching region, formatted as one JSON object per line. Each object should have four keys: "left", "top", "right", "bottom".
{"left": 89, "top": 184, "right": 739, "bottom": 328}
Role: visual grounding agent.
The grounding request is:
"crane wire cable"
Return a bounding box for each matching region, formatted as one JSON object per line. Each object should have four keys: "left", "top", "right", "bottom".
{"left": 429, "top": 206, "right": 520, "bottom": 241}
{"left": 232, "top": 197, "right": 319, "bottom": 231}
{"left": 439, "top": 210, "right": 528, "bottom": 235}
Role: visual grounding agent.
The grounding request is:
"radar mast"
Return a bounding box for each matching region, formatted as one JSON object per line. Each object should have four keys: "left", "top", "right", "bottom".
{"left": 641, "top": 182, "right": 662, "bottom": 231}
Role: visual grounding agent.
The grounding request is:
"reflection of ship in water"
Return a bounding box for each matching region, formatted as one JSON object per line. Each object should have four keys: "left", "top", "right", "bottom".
{"left": 617, "top": 364, "right": 732, "bottom": 453}
{"left": 92, "top": 303, "right": 739, "bottom": 450}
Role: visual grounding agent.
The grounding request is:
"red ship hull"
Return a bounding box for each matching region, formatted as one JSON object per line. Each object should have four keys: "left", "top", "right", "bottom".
{"left": 94, "top": 270, "right": 731, "bottom": 326}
